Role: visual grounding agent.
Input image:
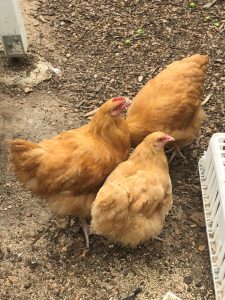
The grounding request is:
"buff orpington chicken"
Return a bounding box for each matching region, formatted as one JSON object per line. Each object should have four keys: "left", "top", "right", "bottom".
{"left": 8, "top": 97, "right": 131, "bottom": 248}
{"left": 126, "top": 54, "right": 209, "bottom": 161}
{"left": 91, "top": 132, "right": 173, "bottom": 247}
{"left": 86, "top": 54, "right": 209, "bottom": 161}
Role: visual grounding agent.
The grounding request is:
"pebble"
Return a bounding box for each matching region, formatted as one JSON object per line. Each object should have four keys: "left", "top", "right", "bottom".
{"left": 28, "top": 258, "right": 38, "bottom": 269}
{"left": 195, "top": 281, "right": 202, "bottom": 288}
{"left": 7, "top": 275, "right": 18, "bottom": 283}
{"left": 24, "top": 87, "right": 33, "bottom": 94}
{"left": 49, "top": 282, "right": 58, "bottom": 290}
{"left": 183, "top": 275, "right": 193, "bottom": 285}
{"left": 138, "top": 75, "right": 143, "bottom": 82}
{"left": 24, "top": 282, "right": 32, "bottom": 289}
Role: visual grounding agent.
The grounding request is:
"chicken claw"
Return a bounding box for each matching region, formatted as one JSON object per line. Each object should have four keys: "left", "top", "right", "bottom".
{"left": 79, "top": 217, "right": 90, "bottom": 249}
{"left": 169, "top": 144, "right": 187, "bottom": 163}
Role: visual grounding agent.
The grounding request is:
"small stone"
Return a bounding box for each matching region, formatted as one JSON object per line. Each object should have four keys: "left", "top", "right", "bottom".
{"left": 28, "top": 257, "right": 38, "bottom": 269}
{"left": 24, "top": 87, "right": 33, "bottom": 94}
{"left": 195, "top": 281, "right": 202, "bottom": 287}
{"left": 183, "top": 275, "right": 193, "bottom": 285}
{"left": 47, "top": 9, "right": 55, "bottom": 16}
{"left": 39, "top": 15, "right": 46, "bottom": 23}
{"left": 192, "top": 149, "right": 198, "bottom": 157}
{"left": 138, "top": 75, "right": 143, "bottom": 82}
{"left": 49, "top": 282, "right": 58, "bottom": 290}
{"left": 24, "top": 282, "right": 32, "bottom": 289}
{"left": 7, "top": 275, "right": 18, "bottom": 283}
{"left": 66, "top": 53, "right": 71, "bottom": 58}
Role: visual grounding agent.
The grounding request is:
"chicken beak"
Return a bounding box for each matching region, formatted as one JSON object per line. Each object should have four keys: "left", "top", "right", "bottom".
{"left": 166, "top": 135, "right": 175, "bottom": 143}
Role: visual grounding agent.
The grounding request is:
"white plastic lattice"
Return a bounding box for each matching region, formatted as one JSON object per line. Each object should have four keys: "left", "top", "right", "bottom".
{"left": 199, "top": 133, "right": 225, "bottom": 300}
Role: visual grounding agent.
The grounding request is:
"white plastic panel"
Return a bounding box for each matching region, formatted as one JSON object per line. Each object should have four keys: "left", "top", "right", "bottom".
{"left": 199, "top": 133, "right": 225, "bottom": 300}
{"left": 0, "top": 0, "right": 28, "bottom": 57}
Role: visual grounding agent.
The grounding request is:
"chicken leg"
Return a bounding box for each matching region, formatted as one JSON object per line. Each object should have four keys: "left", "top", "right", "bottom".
{"left": 168, "top": 144, "right": 187, "bottom": 163}
{"left": 79, "top": 217, "right": 90, "bottom": 249}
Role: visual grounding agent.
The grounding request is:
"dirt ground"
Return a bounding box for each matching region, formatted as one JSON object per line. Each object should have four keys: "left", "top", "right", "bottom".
{"left": 0, "top": 0, "right": 225, "bottom": 299}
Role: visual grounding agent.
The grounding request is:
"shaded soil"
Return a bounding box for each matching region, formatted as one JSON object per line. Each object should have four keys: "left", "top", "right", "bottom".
{"left": 0, "top": 0, "right": 224, "bottom": 299}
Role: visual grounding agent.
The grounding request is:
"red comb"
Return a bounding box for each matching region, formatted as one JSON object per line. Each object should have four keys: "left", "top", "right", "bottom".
{"left": 112, "top": 97, "right": 126, "bottom": 102}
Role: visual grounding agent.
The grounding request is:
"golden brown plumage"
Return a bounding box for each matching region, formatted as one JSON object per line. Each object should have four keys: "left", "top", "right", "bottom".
{"left": 126, "top": 54, "right": 209, "bottom": 156}
{"left": 8, "top": 97, "right": 131, "bottom": 247}
{"left": 91, "top": 132, "right": 173, "bottom": 247}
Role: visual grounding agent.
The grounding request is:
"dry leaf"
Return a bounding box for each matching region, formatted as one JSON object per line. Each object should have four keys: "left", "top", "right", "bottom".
{"left": 190, "top": 211, "right": 205, "bottom": 228}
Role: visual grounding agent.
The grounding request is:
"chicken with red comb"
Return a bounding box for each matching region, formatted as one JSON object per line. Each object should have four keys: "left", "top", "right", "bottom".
{"left": 8, "top": 97, "right": 131, "bottom": 248}
{"left": 91, "top": 132, "right": 173, "bottom": 247}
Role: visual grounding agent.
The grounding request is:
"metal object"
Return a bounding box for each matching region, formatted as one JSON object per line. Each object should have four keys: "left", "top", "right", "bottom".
{"left": 0, "top": 0, "right": 28, "bottom": 57}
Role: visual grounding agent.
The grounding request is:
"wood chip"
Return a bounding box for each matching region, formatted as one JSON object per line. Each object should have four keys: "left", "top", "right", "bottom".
{"left": 74, "top": 294, "right": 81, "bottom": 300}
{"left": 138, "top": 75, "right": 143, "bottom": 82}
{"left": 39, "top": 15, "right": 47, "bottom": 23}
{"left": 203, "top": 0, "right": 218, "bottom": 9}
{"left": 201, "top": 93, "right": 213, "bottom": 106}
{"left": 198, "top": 245, "right": 206, "bottom": 252}
{"left": 190, "top": 211, "right": 205, "bottom": 228}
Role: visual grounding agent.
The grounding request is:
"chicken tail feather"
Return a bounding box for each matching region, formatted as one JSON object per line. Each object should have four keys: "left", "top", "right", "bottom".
{"left": 7, "top": 139, "right": 45, "bottom": 184}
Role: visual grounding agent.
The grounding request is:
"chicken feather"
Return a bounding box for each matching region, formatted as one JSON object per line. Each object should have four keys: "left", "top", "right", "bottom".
{"left": 91, "top": 132, "right": 173, "bottom": 247}
{"left": 126, "top": 54, "right": 209, "bottom": 153}
{"left": 8, "top": 97, "right": 131, "bottom": 247}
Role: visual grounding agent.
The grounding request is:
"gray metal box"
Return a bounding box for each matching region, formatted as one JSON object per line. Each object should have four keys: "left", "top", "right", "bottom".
{"left": 0, "top": 0, "right": 28, "bottom": 57}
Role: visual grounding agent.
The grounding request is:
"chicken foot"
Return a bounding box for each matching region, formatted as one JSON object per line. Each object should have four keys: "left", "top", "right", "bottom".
{"left": 79, "top": 217, "right": 90, "bottom": 249}
{"left": 168, "top": 144, "right": 187, "bottom": 163}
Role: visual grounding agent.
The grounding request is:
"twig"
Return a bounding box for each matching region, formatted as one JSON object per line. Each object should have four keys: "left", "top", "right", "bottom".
{"left": 203, "top": 0, "right": 218, "bottom": 9}
{"left": 130, "top": 265, "right": 144, "bottom": 276}
{"left": 154, "top": 236, "right": 164, "bottom": 242}
{"left": 31, "top": 216, "right": 54, "bottom": 246}
{"left": 201, "top": 93, "right": 213, "bottom": 106}
{"left": 151, "top": 66, "right": 160, "bottom": 76}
